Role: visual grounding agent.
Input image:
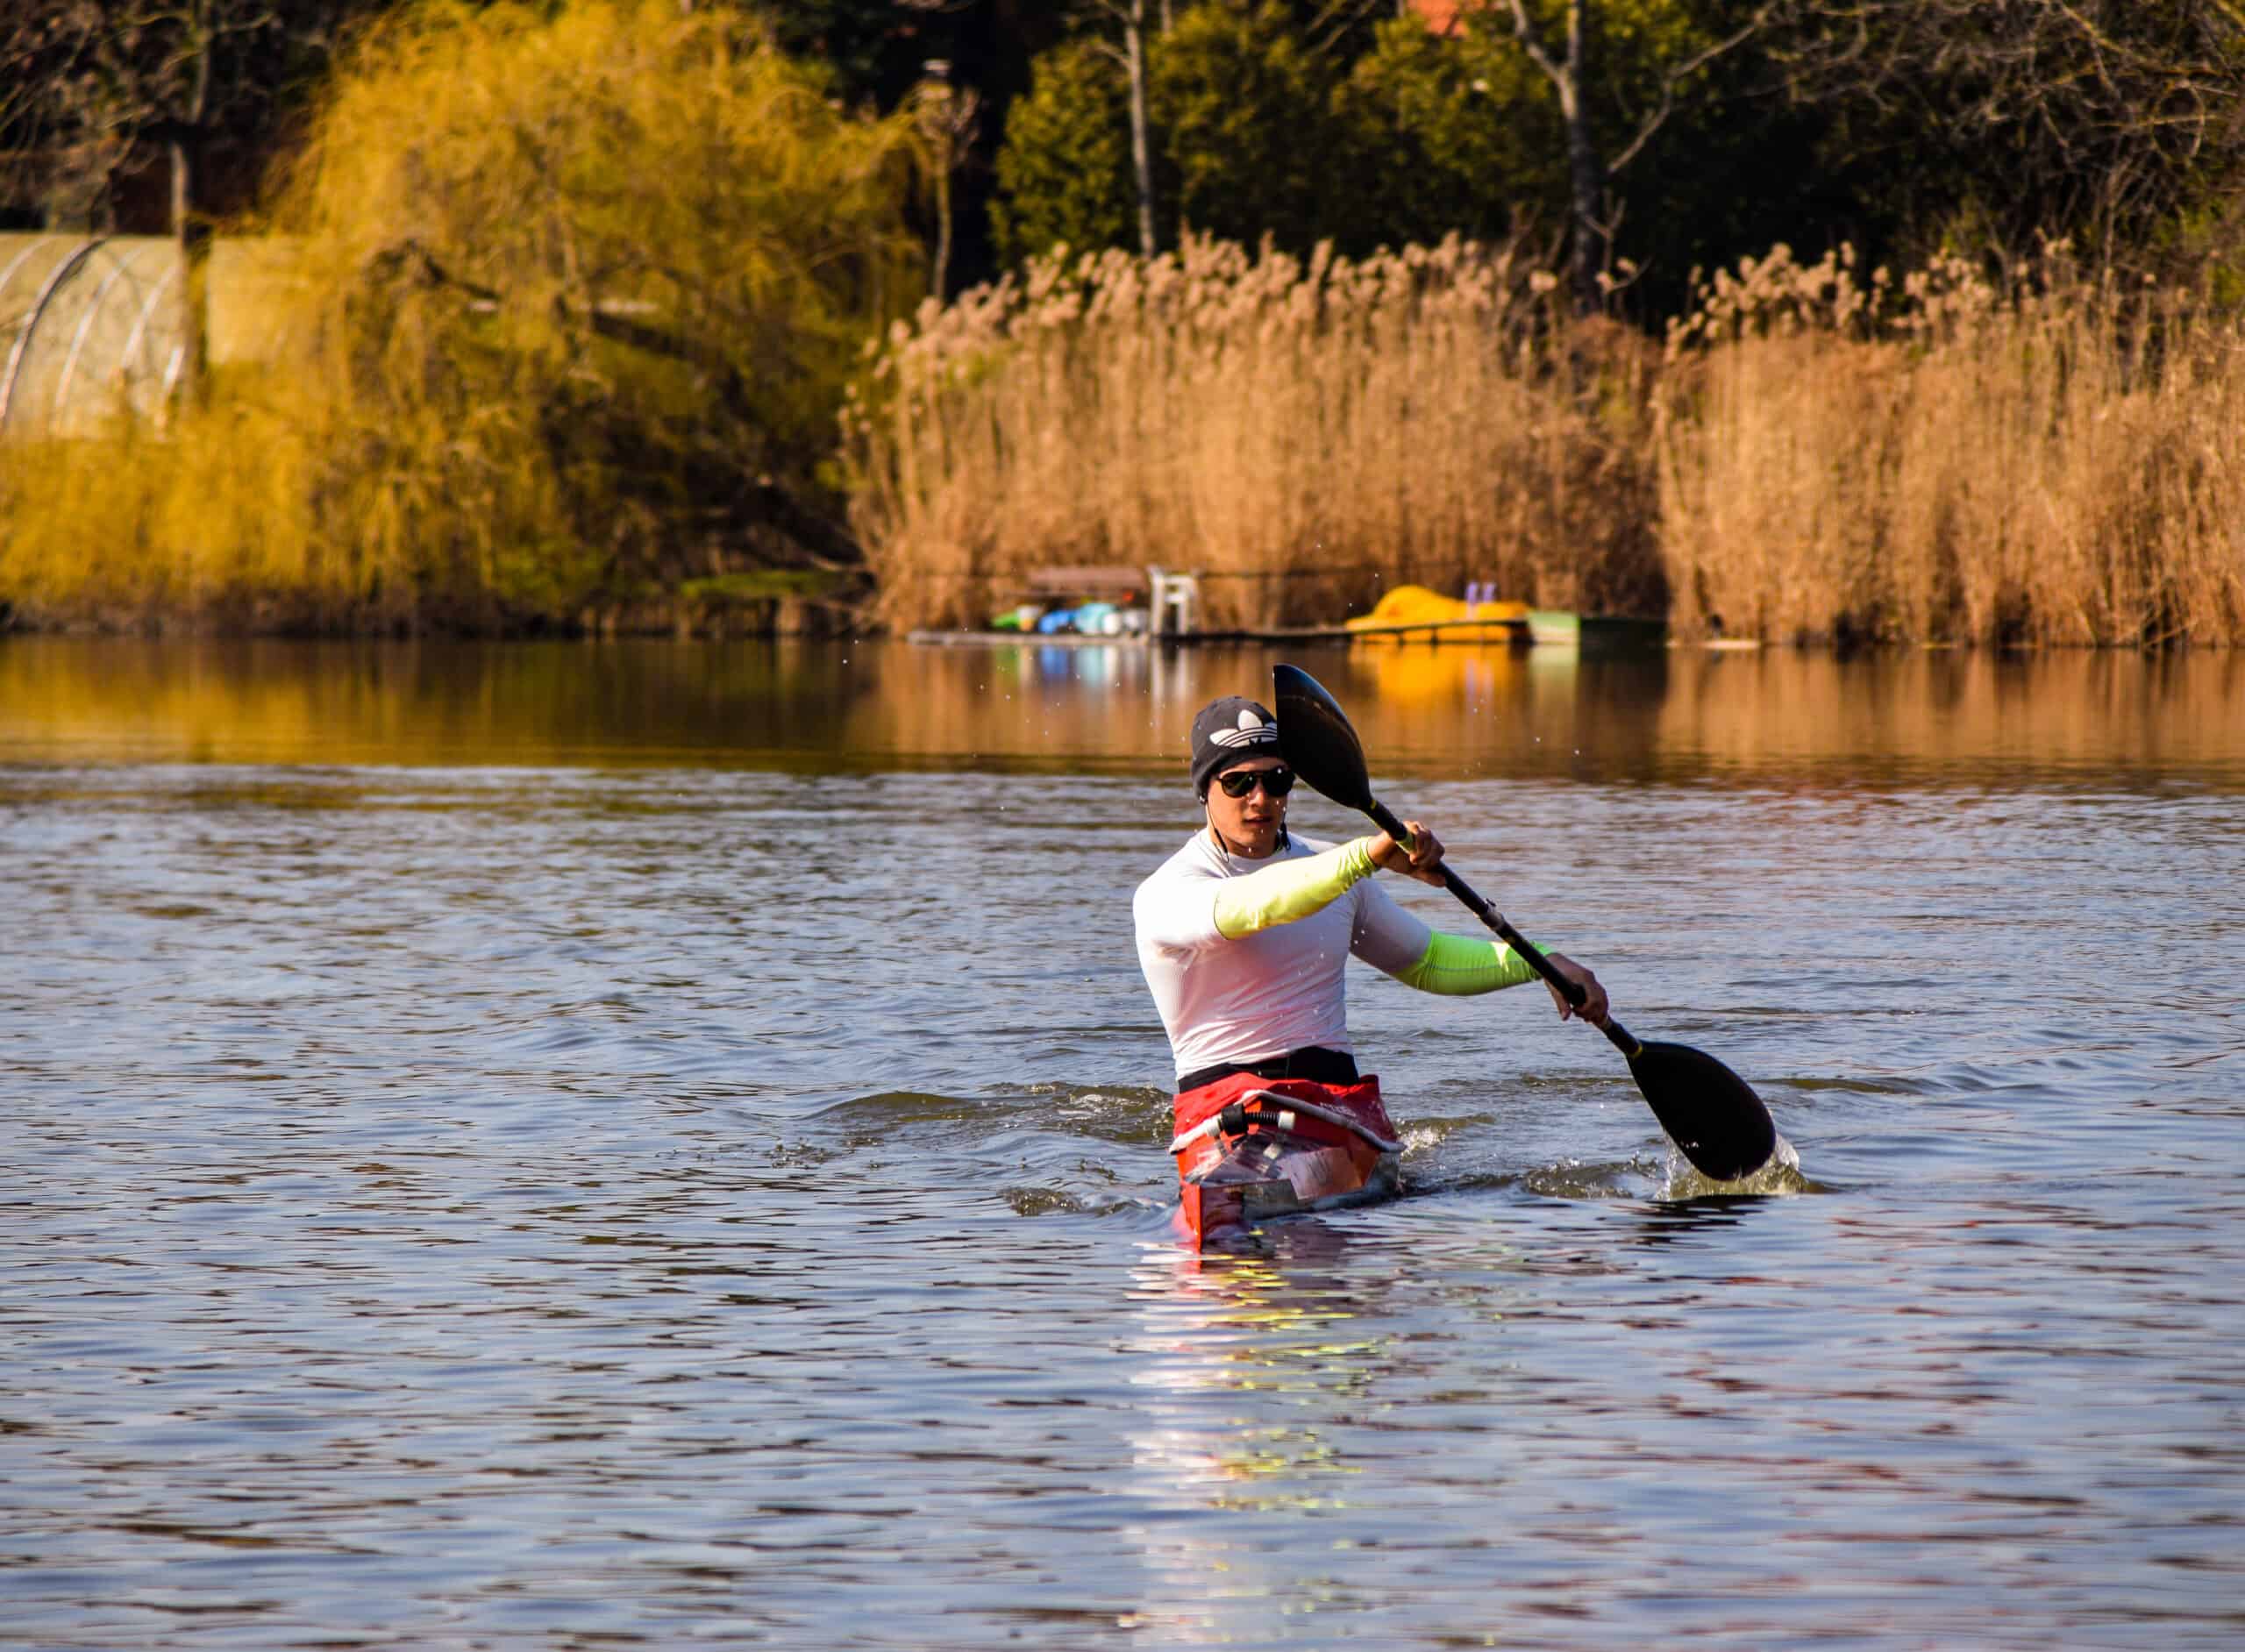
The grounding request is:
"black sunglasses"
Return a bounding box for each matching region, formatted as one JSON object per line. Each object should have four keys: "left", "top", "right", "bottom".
{"left": 1215, "top": 765, "right": 1295, "bottom": 799}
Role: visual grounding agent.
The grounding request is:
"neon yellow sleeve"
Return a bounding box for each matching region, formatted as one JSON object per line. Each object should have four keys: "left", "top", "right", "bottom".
{"left": 1393, "top": 929, "right": 1544, "bottom": 995}
{"left": 1211, "top": 837, "right": 1379, "bottom": 940}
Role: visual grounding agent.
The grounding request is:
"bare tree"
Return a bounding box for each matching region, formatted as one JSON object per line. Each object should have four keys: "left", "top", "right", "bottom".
{"left": 914, "top": 64, "right": 982, "bottom": 301}
{"left": 1, "top": 0, "right": 368, "bottom": 382}
{"left": 0, "top": 0, "right": 365, "bottom": 230}
{"left": 1297, "top": 0, "right": 1411, "bottom": 56}
{"left": 1075, "top": 0, "right": 1163, "bottom": 256}
{"left": 1772, "top": 0, "right": 2245, "bottom": 267}
{"left": 1496, "top": 0, "right": 1774, "bottom": 312}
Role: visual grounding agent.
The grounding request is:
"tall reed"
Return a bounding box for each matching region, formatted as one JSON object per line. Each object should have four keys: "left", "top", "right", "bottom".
{"left": 1657, "top": 244, "right": 2245, "bottom": 646}
{"left": 852, "top": 235, "right": 2245, "bottom": 647}
{"left": 845, "top": 235, "right": 1662, "bottom": 631}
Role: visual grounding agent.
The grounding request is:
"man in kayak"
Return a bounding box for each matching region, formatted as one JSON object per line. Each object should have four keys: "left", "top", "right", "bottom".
{"left": 1135, "top": 694, "right": 1608, "bottom": 1238}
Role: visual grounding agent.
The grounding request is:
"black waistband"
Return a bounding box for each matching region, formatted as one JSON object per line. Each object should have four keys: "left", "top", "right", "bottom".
{"left": 1176, "top": 1046, "right": 1360, "bottom": 1095}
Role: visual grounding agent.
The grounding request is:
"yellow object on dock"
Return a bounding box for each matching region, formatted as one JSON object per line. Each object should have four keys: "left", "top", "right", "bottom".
{"left": 1343, "top": 585, "right": 1530, "bottom": 644}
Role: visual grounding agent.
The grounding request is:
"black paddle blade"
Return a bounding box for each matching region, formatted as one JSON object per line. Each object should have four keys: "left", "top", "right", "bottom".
{"left": 1273, "top": 663, "right": 1376, "bottom": 811}
{"left": 1277, "top": 659, "right": 1784, "bottom": 1183}
{"left": 1625, "top": 1040, "right": 1778, "bottom": 1181}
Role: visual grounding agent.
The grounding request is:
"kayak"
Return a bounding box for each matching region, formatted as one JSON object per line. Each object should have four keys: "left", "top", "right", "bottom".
{"left": 1168, "top": 1074, "right": 1403, "bottom": 1247}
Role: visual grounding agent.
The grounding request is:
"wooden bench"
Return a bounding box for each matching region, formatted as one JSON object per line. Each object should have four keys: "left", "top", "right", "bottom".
{"left": 1027, "top": 566, "right": 1149, "bottom": 603}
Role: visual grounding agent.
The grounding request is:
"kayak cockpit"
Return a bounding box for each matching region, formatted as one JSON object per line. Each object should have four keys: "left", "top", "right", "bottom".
{"left": 1171, "top": 1082, "right": 1402, "bottom": 1247}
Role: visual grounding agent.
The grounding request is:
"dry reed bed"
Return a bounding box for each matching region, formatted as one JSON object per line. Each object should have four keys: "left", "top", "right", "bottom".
{"left": 1660, "top": 245, "right": 2245, "bottom": 646}
{"left": 852, "top": 239, "right": 2245, "bottom": 646}
{"left": 845, "top": 236, "right": 1661, "bottom": 633}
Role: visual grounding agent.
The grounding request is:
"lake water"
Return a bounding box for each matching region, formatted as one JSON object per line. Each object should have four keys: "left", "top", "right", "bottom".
{"left": 4, "top": 637, "right": 2241, "bottom": 1648}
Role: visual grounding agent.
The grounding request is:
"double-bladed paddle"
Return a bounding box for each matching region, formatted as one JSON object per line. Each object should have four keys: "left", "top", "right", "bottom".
{"left": 1272, "top": 662, "right": 1779, "bottom": 1181}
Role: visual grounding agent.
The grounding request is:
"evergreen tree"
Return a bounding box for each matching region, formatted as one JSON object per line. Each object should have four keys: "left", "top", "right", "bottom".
{"left": 990, "top": 39, "right": 1137, "bottom": 264}
{"left": 1333, "top": 14, "right": 1558, "bottom": 253}
{"left": 1151, "top": 3, "right": 1343, "bottom": 251}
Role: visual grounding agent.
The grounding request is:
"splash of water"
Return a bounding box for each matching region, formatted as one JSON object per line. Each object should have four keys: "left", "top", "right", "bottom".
{"left": 1660, "top": 1130, "right": 1806, "bottom": 1199}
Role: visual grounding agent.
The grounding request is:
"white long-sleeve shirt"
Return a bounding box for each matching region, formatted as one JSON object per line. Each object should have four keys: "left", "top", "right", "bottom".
{"left": 1132, "top": 829, "right": 1436, "bottom": 1081}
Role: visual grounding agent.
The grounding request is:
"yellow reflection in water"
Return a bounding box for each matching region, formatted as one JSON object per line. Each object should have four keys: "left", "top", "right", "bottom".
{"left": 1349, "top": 643, "right": 1532, "bottom": 708}
{"left": 1118, "top": 1236, "right": 1425, "bottom": 1646}
{"left": 3, "top": 636, "right": 2240, "bottom": 786}
{"left": 1125, "top": 1241, "right": 1390, "bottom": 1507}
{"left": 1652, "top": 647, "right": 2245, "bottom": 780}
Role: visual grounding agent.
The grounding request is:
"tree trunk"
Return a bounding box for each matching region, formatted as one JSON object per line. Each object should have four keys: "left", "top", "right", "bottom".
{"left": 1562, "top": 0, "right": 1605, "bottom": 314}
{"left": 170, "top": 132, "right": 211, "bottom": 398}
{"left": 919, "top": 78, "right": 977, "bottom": 303}
{"left": 173, "top": 5, "right": 214, "bottom": 397}
{"left": 1125, "top": 0, "right": 1158, "bottom": 258}
{"left": 932, "top": 156, "right": 953, "bottom": 301}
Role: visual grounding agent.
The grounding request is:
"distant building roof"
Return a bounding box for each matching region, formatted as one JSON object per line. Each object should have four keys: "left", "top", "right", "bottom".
{"left": 1410, "top": 0, "right": 1468, "bottom": 35}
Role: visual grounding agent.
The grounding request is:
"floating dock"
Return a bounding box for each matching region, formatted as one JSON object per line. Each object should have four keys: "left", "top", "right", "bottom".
{"left": 906, "top": 610, "right": 1667, "bottom": 651}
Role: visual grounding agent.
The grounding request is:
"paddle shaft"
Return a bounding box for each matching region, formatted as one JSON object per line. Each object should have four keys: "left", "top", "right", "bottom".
{"left": 1364, "top": 797, "right": 1643, "bottom": 1060}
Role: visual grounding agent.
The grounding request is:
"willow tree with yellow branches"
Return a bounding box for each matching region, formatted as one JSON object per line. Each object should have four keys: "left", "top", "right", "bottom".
{"left": 0, "top": 0, "right": 926, "bottom": 631}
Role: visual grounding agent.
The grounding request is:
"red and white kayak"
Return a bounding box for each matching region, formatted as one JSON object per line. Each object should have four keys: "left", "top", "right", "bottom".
{"left": 1168, "top": 1073, "right": 1404, "bottom": 1247}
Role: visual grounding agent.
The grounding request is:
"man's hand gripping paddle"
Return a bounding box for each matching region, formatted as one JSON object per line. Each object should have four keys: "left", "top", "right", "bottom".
{"left": 1272, "top": 663, "right": 1779, "bottom": 1181}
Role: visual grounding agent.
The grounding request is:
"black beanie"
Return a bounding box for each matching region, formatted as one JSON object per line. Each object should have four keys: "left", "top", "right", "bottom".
{"left": 1189, "top": 696, "right": 1280, "bottom": 795}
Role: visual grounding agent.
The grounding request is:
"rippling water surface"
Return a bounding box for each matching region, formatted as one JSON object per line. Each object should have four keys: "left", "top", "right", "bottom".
{"left": 4, "top": 638, "right": 2241, "bottom": 1648}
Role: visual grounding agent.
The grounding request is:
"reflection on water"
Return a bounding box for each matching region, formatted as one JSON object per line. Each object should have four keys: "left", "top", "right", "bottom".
{"left": 4, "top": 637, "right": 2243, "bottom": 1648}
{"left": 4, "top": 635, "right": 2241, "bottom": 786}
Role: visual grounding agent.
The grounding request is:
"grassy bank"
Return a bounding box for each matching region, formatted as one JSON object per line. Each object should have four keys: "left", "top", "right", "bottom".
{"left": 852, "top": 239, "right": 2245, "bottom": 647}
